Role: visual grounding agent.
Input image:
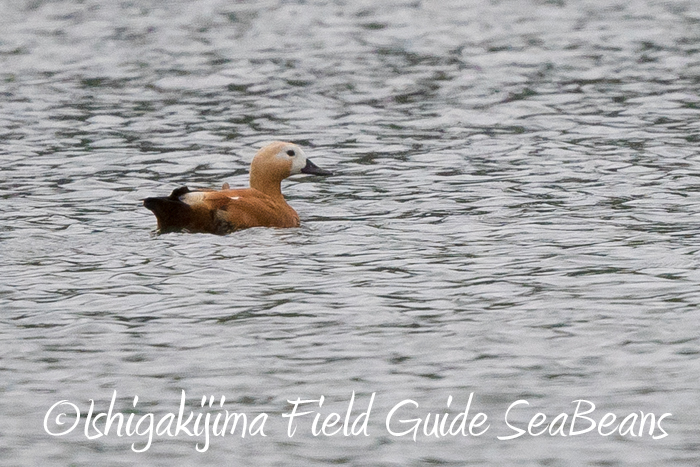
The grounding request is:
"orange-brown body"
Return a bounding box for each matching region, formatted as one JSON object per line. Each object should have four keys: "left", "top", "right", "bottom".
{"left": 143, "top": 142, "right": 331, "bottom": 234}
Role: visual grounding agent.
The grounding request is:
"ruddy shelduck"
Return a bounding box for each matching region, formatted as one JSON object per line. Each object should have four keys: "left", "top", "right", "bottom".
{"left": 143, "top": 142, "right": 332, "bottom": 234}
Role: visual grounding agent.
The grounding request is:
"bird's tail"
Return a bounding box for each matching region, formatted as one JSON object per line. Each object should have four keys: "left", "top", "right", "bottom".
{"left": 143, "top": 187, "right": 194, "bottom": 232}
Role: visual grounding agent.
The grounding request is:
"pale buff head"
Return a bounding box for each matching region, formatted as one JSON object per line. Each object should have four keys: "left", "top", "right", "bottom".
{"left": 249, "top": 142, "right": 332, "bottom": 195}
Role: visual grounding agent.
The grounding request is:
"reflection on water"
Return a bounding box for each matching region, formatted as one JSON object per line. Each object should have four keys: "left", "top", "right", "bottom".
{"left": 1, "top": 0, "right": 700, "bottom": 465}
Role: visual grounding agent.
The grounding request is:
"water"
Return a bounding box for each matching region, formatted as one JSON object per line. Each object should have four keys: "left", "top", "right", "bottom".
{"left": 1, "top": 0, "right": 700, "bottom": 465}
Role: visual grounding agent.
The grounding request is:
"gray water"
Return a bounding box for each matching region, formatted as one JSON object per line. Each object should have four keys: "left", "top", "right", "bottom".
{"left": 1, "top": 0, "right": 700, "bottom": 465}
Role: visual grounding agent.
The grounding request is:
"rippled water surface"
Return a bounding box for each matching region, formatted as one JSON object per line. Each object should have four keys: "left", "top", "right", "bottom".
{"left": 2, "top": 0, "right": 700, "bottom": 465}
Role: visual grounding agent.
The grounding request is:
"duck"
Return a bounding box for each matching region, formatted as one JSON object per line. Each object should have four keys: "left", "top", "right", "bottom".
{"left": 143, "top": 141, "right": 332, "bottom": 234}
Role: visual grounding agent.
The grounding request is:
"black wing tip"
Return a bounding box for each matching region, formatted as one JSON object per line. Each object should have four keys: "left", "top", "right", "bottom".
{"left": 169, "top": 186, "right": 191, "bottom": 199}
{"left": 143, "top": 186, "right": 192, "bottom": 216}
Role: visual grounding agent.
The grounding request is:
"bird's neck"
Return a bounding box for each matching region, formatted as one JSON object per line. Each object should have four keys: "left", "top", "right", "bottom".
{"left": 250, "top": 172, "right": 283, "bottom": 198}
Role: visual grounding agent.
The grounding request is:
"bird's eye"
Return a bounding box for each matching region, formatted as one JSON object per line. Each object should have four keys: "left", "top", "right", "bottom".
{"left": 286, "top": 150, "right": 296, "bottom": 157}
